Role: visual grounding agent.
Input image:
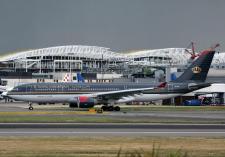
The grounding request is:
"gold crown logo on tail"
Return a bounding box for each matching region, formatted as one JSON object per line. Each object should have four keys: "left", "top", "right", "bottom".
{"left": 192, "top": 66, "right": 202, "bottom": 74}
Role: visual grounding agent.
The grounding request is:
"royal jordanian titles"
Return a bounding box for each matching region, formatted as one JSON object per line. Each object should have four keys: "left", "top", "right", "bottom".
{"left": 6, "top": 44, "right": 219, "bottom": 111}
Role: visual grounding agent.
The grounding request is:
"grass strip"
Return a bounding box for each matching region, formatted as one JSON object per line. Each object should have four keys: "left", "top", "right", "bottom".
{"left": 0, "top": 115, "right": 224, "bottom": 123}
{"left": 0, "top": 110, "right": 224, "bottom": 123}
{"left": 0, "top": 136, "right": 225, "bottom": 157}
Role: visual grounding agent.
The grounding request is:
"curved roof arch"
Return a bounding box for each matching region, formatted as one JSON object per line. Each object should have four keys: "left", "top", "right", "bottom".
{"left": 0, "top": 45, "right": 224, "bottom": 66}
{"left": 0, "top": 45, "right": 126, "bottom": 62}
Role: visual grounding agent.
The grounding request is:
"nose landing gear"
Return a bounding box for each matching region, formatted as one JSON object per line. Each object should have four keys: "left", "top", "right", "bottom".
{"left": 28, "top": 102, "right": 33, "bottom": 110}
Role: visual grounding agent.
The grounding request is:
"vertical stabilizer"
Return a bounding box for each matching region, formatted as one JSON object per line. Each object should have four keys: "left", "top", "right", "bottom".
{"left": 174, "top": 44, "right": 219, "bottom": 83}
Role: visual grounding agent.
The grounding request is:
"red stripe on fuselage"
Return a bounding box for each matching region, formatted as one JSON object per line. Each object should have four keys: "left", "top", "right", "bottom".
{"left": 79, "top": 96, "right": 89, "bottom": 102}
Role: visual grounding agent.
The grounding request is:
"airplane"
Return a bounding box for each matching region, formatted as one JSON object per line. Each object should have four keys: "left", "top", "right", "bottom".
{"left": 6, "top": 44, "right": 219, "bottom": 111}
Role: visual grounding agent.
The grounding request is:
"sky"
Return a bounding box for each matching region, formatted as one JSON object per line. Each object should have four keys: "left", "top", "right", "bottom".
{"left": 0, "top": 0, "right": 224, "bottom": 53}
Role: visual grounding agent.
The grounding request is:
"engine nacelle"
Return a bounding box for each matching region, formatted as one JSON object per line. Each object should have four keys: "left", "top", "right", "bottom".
{"left": 69, "top": 103, "right": 78, "bottom": 108}
{"left": 69, "top": 96, "right": 96, "bottom": 108}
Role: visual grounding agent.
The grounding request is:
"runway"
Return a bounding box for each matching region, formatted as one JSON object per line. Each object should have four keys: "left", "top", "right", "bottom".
{"left": 1, "top": 102, "right": 225, "bottom": 137}
{"left": 1, "top": 102, "right": 225, "bottom": 120}
{"left": 0, "top": 123, "right": 225, "bottom": 136}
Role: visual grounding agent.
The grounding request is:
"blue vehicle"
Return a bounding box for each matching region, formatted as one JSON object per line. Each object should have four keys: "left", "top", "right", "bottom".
{"left": 183, "top": 99, "right": 201, "bottom": 106}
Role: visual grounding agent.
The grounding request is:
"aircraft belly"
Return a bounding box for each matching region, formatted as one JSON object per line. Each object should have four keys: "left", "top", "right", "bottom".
{"left": 133, "top": 94, "right": 181, "bottom": 102}
{"left": 10, "top": 94, "right": 79, "bottom": 103}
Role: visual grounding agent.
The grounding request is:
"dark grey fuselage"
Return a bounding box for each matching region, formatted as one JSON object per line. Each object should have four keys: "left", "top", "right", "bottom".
{"left": 7, "top": 82, "right": 210, "bottom": 103}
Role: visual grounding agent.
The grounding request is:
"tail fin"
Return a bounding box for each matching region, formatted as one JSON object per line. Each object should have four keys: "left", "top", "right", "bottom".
{"left": 174, "top": 44, "right": 219, "bottom": 83}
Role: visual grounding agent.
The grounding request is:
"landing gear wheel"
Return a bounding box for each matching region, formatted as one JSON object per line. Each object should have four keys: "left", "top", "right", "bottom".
{"left": 101, "top": 105, "right": 118, "bottom": 111}
{"left": 28, "top": 102, "right": 33, "bottom": 110}
{"left": 28, "top": 106, "right": 33, "bottom": 110}
{"left": 114, "top": 106, "right": 120, "bottom": 111}
{"left": 101, "top": 106, "right": 107, "bottom": 111}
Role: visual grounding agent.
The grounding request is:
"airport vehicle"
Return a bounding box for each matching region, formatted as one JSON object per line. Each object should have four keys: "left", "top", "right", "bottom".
{"left": 6, "top": 44, "right": 218, "bottom": 111}
{"left": 183, "top": 99, "right": 202, "bottom": 106}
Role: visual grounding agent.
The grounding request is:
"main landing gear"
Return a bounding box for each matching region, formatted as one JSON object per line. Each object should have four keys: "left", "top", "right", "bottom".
{"left": 28, "top": 102, "right": 33, "bottom": 110}
{"left": 101, "top": 105, "right": 120, "bottom": 111}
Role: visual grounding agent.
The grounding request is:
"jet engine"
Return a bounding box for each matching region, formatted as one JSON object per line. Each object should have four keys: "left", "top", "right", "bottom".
{"left": 69, "top": 96, "right": 96, "bottom": 108}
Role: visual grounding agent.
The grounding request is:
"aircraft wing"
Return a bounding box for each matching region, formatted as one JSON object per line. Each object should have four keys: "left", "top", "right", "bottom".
{"left": 90, "top": 87, "right": 154, "bottom": 100}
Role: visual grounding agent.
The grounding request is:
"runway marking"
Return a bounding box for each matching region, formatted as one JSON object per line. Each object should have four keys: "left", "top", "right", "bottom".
{"left": 1, "top": 123, "right": 225, "bottom": 125}
{"left": 0, "top": 131, "right": 225, "bottom": 134}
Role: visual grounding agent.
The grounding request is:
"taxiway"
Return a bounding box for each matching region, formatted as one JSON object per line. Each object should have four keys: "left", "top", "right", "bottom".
{"left": 0, "top": 123, "right": 225, "bottom": 137}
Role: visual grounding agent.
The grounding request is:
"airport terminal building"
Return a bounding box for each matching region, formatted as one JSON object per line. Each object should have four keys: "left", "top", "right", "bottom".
{"left": 1, "top": 45, "right": 224, "bottom": 76}
{"left": 0, "top": 45, "right": 225, "bottom": 105}
{"left": 0, "top": 45, "right": 191, "bottom": 75}
{"left": 0, "top": 46, "right": 126, "bottom": 77}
